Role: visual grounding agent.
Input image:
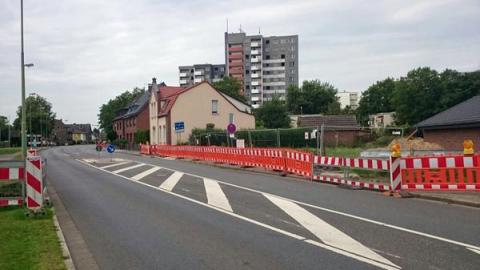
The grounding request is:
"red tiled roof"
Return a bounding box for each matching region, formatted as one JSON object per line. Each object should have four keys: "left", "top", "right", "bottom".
{"left": 159, "top": 86, "right": 184, "bottom": 98}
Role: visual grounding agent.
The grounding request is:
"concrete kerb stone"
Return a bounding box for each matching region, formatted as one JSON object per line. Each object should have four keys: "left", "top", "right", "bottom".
{"left": 53, "top": 211, "right": 75, "bottom": 270}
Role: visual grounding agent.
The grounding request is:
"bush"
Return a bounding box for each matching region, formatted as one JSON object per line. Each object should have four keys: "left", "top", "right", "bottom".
{"left": 134, "top": 129, "right": 150, "bottom": 144}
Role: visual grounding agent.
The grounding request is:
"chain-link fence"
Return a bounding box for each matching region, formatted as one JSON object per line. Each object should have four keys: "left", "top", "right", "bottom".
{"left": 189, "top": 125, "right": 407, "bottom": 157}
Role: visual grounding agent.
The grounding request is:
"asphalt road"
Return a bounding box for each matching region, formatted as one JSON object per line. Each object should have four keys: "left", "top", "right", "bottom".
{"left": 43, "top": 145, "right": 480, "bottom": 270}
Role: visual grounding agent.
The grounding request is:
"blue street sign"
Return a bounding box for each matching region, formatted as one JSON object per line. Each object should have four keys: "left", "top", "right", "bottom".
{"left": 107, "top": 144, "right": 116, "bottom": 153}
{"left": 175, "top": 121, "right": 185, "bottom": 133}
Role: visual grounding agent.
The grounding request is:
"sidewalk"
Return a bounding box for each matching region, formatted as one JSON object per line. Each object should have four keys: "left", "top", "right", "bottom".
{"left": 409, "top": 191, "right": 480, "bottom": 208}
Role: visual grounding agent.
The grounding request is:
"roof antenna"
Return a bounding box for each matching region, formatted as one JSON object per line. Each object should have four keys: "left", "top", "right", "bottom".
{"left": 226, "top": 18, "right": 229, "bottom": 33}
{"left": 258, "top": 27, "right": 261, "bottom": 34}
{"left": 239, "top": 24, "right": 242, "bottom": 33}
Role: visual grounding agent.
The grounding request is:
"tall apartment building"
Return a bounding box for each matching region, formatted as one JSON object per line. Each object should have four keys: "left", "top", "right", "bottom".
{"left": 179, "top": 64, "right": 225, "bottom": 87}
{"left": 336, "top": 91, "right": 360, "bottom": 110}
{"left": 225, "top": 32, "right": 298, "bottom": 108}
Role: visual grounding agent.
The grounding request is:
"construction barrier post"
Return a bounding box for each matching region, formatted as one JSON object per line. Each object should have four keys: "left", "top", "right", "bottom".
{"left": 26, "top": 156, "right": 43, "bottom": 209}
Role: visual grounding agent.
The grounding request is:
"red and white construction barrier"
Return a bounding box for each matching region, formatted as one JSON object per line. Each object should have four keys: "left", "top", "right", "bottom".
{"left": 400, "top": 155, "right": 480, "bottom": 191}
{"left": 26, "top": 156, "right": 43, "bottom": 209}
{"left": 0, "top": 167, "right": 24, "bottom": 181}
{"left": 344, "top": 158, "right": 390, "bottom": 170}
{"left": 314, "top": 156, "right": 343, "bottom": 167}
{"left": 313, "top": 175, "right": 391, "bottom": 191}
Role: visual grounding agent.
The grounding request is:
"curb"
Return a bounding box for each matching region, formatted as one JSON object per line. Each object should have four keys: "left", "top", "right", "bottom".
{"left": 53, "top": 210, "right": 76, "bottom": 270}
{"left": 410, "top": 193, "right": 480, "bottom": 208}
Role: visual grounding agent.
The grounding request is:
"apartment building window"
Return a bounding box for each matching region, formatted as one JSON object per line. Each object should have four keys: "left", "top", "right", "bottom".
{"left": 289, "top": 77, "right": 293, "bottom": 82}
{"left": 212, "top": 100, "right": 218, "bottom": 114}
{"left": 266, "top": 55, "right": 270, "bottom": 59}
{"left": 290, "top": 61, "right": 295, "bottom": 67}
{"left": 245, "top": 54, "right": 249, "bottom": 59}
{"left": 266, "top": 86, "right": 271, "bottom": 90}
{"left": 190, "top": 69, "right": 194, "bottom": 73}
{"left": 281, "top": 62, "right": 285, "bottom": 66}
{"left": 265, "top": 40, "right": 270, "bottom": 44}
{"left": 246, "top": 70, "right": 250, "bottom": 74}
{"left": 281, "top": 54, "right": 285, "bottom": 59}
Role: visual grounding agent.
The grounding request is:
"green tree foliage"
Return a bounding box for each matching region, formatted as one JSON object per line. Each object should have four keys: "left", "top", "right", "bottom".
{"left": 0, "top": 116, "right": 12, "bottom": 142}
{"left": 134, "top": 129, "right": 150, "bottom": 144}
{"left": 356, "top": 78, "right": 396, "bottom": 125}
{"left": 212, "top": 76, "right": 247, "bottom": 102}
{"left": 13, "top": 95, "right": 56, "bottom": 138}
{"left": 287, "top": 80, "right": 339, "bottom": 114}
{"left": 392, "top": 67, "right": 443, "bottom": 125}
{"left": 98, "top": 87, "right": 145, "bottom": 141}
{"left": 357, "top": 68, "right": 480, "bottom": 126}
{"left": 254, "top": 98, "right": 291, "bottom": 129}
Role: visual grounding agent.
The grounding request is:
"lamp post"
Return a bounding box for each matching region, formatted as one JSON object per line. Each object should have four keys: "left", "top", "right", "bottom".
{"left": 21, "top": 0, "right": 26, "bottom": 160}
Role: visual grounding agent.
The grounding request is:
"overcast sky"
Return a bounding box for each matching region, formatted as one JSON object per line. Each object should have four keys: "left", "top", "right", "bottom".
{"left": 1, "top": 0, "right": 479, "bottom": 125}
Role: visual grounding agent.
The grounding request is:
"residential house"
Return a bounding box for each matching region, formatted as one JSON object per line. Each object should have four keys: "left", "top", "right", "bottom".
{"left": 415, "top": 96, "right": 480, "bottom": 151}
{"left": 113, "top": 90, "right": 151, "bottom": 146}
{"left": 369, "top": 112, "right": 395, "bottom": 128}
{"left": 148, "top": 78, "right": 255, "bottom": 145}
{"left": 66, "top": 123, "right": 92, "bottom": 144}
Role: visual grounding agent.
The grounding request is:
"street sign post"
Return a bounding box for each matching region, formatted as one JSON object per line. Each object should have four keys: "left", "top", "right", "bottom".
{"left": 107, "top": 144, "right": 115, "bottom": 161}
{"left": 175, "top": 122, "right": 185, "bottom": 133}
{"left": 227, "top": 123, "right": 236, "bottom": 134}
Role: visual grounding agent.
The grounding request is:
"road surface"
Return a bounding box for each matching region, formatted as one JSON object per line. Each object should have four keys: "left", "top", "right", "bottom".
{"left": 43, "top": 145, "right": 480, "bottom": 270}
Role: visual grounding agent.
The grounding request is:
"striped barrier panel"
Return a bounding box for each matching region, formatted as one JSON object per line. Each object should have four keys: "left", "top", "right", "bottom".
{"left": 26, "top": 156, "right": 43, "bottom": 209}
{"left": 284, "top": 150, "right": 312, "bottom": 178}
{"left": 400, "top": 155, "right": 480, "bottom": 191}
{"left": 139, "top": 144, "right": 151, "bottom": 155}
{"left": 313, "top": 156, "right": 391, "bottom": 191}
{"left": 0, "top": 161, "right": 24, "bottom": 207}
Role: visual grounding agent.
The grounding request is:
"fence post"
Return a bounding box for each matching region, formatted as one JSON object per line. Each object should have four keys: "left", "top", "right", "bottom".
{"left": 319, "top": 124, "right": 325, "bottom": 156}
{"left": 248, "top": 130, "right": 253, "bottom": 148}
{"left": 276, "top": 129, "right": 281, "bottom": 147}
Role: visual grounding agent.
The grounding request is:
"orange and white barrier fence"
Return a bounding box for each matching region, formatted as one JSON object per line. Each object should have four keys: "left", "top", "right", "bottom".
{"left": 400, "top": 155, "right": 480, "bottom": 191}
{"left": 139, "top": 144, "right": 480, "bottom": 192}
{"left": 0, "top": 161, "right": 24, "bottom": 207}
{"left": 26, "top": 156, "right": 44, "bottom": 209}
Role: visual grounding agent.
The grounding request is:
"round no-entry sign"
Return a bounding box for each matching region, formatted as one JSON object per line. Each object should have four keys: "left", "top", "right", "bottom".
{"left": 227, "top": 123, "right": 236, "bottom": 134}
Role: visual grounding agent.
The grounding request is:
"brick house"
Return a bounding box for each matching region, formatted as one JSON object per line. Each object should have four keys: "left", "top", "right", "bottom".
{"left": 415, "top": 96, "right": 480, "bottom": 151}
{"left": 113, "top": 90, "right": 150, "bottom": 145}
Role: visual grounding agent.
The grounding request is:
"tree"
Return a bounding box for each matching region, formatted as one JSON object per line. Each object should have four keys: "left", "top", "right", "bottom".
{"left": 98, "top": 87, "right": 145, "bottom": 141}
{"left": 134, "top": 129, "right": 150, "bottom": 144}
{"left": 212, "top": 76, "right": 247, "bottom": 102}
{"left": 392, "top": 67, "right": 443, "bottom": 125}
{"left": 254, "top": 98, "right": 291, "bottom": 129}
{"left": 356, "top": 78, "right": 396, "bottom": 125}
{"left": 286, "top": 80, "right": 339, "bottom": 114}
{"left": 438, "top": 69, "right": 480, "bottom": 111}
{"left": 13, "top": 95, "right": 56, "bottom": 138}
{"left": 0, "top": 116, "right": 11, "bottom": 142}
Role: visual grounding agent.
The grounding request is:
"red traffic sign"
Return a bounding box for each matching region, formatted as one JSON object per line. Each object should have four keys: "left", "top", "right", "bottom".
{"left": 227, "top": 123, "right": 236, "bottom": 134}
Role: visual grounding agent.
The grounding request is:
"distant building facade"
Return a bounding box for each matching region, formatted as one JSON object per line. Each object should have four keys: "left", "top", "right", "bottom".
{"left": 369, "top": 112, "right": 395, "bottom": 128}
{"left": 51, "top": 120, "right": 92, "bottom": 145}
{"left": 336, "top": 91, "right": 359, "bottom": 110}
{"left": 225, "top": 32, "right": 299, "bottom": 108}
{"left": 179, "top": 64, "right": 226, "bottom": 87}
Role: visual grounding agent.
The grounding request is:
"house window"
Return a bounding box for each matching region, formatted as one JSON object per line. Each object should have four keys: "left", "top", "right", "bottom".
{"left": 212, "top": 100, "right": 218, "bottom": 114}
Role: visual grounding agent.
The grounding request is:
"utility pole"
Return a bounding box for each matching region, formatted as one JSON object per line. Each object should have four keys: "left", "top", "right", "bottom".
{"left": 21, "top": 0, "right": 27, "bottom": 160}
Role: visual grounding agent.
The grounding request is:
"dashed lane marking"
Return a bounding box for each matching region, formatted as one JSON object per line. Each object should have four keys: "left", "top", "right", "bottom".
{"left": 131, "top": 166, "right": 161, "bottom": 181}
{"left": 159, "top": 171, "right": 184, "bottom": 191}
{"left": 204, "top": 178, "right": 233, "bottom": 212}
{"left": 99, "top": 161, "right": 130, "bottom": 169}
{"left": 112, "top": 163, "right": 146, "bottom": 174}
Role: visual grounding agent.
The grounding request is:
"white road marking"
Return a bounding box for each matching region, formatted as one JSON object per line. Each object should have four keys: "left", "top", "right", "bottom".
{"left": 131, "top": 166, "right": 161, "bottom": 181}
{"left": 81, "top": 158, "right": 480, "bottom": 255}
{"left": 77, "top": 159, "right": 399, "bottom": 270}
{"left": 468, "top": 247, "right": 480, "bottom": 255}
{"left": 264, "top": 194, "right": 399, "bottom": 269}
{"left": 159, "top": 171, "right": 183, "bottom": 191}
{"left": 99, "top": 161, "right": 130, "bottom": 169}
{"left": 204, "top": 178, "right": 233, "bottom": 212}
{"left": 112, "top": 163, "right": 146, "bottom": 174}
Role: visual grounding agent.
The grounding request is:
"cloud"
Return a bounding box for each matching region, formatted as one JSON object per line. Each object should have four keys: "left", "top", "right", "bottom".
{"left": 0, "top": 0, "right": 479, "bottom": 125}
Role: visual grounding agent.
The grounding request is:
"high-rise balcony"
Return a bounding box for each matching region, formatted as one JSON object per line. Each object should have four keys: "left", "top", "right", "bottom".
{"left": 251, "top": 49, "right": 260, "bottom": 55}
{"left": 251, "top": 73, "right": 260, "bottom": 79}
{"left": 250, "top": 42, "right": 260, "bottom": 47}
{"left": 194, "top": 70, "right": 203, "bottom": 76}
{"left": 179, "top": 72, "right": 188, "bottom": 77}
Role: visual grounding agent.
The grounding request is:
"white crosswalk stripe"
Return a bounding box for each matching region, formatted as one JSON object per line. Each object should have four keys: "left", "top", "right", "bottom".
{"left": 159, "top": 171, "right": 184, "bottom": 191}
{"left": 203, "top": 178, "right": 232, "bottom": 212}
{"left": 99, "top": 161, "right": 130, "bottom": 169}
{"left": 131, "top": 166, "right": 161, "bottom": 181}
{"left": 264, "top": 194, "right": 400, "bottom": 270}
{"left": 112, "top": 163, "right": 146, "bottom": 174}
